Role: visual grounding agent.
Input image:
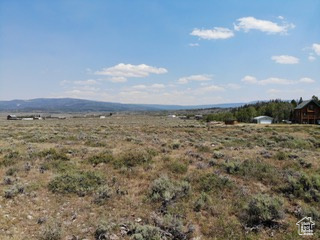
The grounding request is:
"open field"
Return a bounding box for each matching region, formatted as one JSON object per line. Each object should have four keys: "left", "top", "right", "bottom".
{"left": 0, "top": 115, "right": 319, "bottom": 239}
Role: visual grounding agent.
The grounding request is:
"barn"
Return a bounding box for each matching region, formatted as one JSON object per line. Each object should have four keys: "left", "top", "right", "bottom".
{"left": 253, "top": 116, "right": 273, "bottom": 124}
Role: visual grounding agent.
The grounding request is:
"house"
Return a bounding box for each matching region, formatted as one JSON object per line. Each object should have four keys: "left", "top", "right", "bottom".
{"left": 7, "top": 115, "right": 19, "bottom": 120}
{"left": 195, "top": 115, "right": 203, "bottom": 120}
{"left": 293, "top": 99, "right": 320, "bottom": 124}
{"left": 253, "top": 116, "right": 273, "bottom": 124}
{"left": 296, "top": 217, "right": 315, "bottom": 236}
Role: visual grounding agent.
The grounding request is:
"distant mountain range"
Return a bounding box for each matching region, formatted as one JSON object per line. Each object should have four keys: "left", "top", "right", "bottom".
{"left": 0, "top": 98, "right": 246, "bottom": 113}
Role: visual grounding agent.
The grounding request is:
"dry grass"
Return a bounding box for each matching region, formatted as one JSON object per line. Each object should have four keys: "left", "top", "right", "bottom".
{"left": 0, "top": 115, "right": 319, "bottom": 239}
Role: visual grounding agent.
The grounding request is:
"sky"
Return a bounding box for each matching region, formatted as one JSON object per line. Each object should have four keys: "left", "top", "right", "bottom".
{"left": 0, "top": 0, "right": 319, "bottom": 105}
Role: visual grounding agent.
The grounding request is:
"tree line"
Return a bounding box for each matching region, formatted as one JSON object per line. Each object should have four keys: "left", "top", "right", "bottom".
{"left": 205, "top": 96, "right": 319, "bottom": 123}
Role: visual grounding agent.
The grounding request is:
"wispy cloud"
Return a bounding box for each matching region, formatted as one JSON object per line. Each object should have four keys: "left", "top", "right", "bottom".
{"left": 189, "top": 43, "right": 199, "bottom": 47}
{"left": 234, "top": 17, "right": 294, "bottom": 34}
{"left": 225, "top": 83, "right": 241, "bottom": 89}
{"left": 190, "top": 27, "right": 234, "bottom": 40}
{"left": 241, "top": 75, "right": 258, "bottom": 84}
{"left": 178, "top": 74, "right": 212, "bottom": 84}
{"left": 308, "top": 55, "right": 316, "bottom": 62}
{"left": 299, "top": 77, "right": 315, "bottom": 83}
{"left": 73, "top": 79, "right": 99, "bottom": 85}
{"left": 131, "top": 83, "right": 165, "bottom": 90}
{"left": 95, "top": 63, "right": 168, "bottom": 82}
{"left": 312, "top": 43, "right": 320, "bottom": 56}
{"left": 242, "top": 75, "right": 315, "bottom": 85}
{"left": 271, "top": 55, "right": 299, "bottom": 64}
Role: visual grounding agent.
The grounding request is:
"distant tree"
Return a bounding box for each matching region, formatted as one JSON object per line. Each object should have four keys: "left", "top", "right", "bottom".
{"left": 205, "top": 99, "right": 295, "bottom": 123}
{"left": 312, "top": 95, "right": 319, "bottom": 103}
{"left": 291, "top": 99, "right": 297, "bottom": 108}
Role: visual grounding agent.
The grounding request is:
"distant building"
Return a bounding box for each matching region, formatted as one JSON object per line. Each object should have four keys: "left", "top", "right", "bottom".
{"left": 253, "top": 116, "right": 273, "bottom": 124}
{"left": 195, "top": 115, "right": 203, "bottom": 120}
{"left": 168, "top": 114, "right": 176, "bottom": 118}
{"left": 293, "top": 99, "right": 320, "bottom": 124}
{"left": 7, "top": 115, "right": 18, "bottom": 120}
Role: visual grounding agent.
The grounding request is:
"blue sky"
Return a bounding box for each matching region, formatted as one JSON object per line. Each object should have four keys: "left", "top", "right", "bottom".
{"left": 0, "top": 0, "right": 319, "bottom": 105}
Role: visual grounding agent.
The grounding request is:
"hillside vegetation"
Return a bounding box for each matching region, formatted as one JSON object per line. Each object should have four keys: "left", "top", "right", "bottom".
{"left": 0, "top": 115, "right": 319, "bottom": 239}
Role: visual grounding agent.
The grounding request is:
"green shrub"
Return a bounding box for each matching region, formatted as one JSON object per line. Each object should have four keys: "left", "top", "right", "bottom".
{"left": 224, "top": 159, "right": 280, "bottom": 185}
{"left": 93, "top": 185, "right": 113, "bottom": 204}
{"left": 39, "top": 148, "right": 69, "bottom": 161}
{"left": 196, "top": 145, "right": 211, "bottom": 153}
{"left": 4, "top": 184, "right": 24, "bottom": 199}
{"left": 171, "top": 141, "right": 180, "bottom": 150}
{"left": 5, "top": 167, "right": 19, "bottom": 176}
{"left": 155, "top": 214, "right": 189, "bottom": 239}
{"left": 224, "top": 161, "right": 241, "bottom": 174}
{"left": 88, "top": 151, "right": 114, "bottom": 165}
{"left": 131, "top": 224, "right": 162, "bottom": 240}
{"left": 114, "top": 148, "right": 154, "bottom": 168}
{"left": 198, "top": 173, "right": 233, "bottom": 193}
{"left": 242, "top": 194, "right": 283, "bottom": 227}
{"left": 213, "top": 151, "right": 224, "bottom": 159}
{"left": 281, "top": 173, "right": 320, "bottom": 202}
{"left": 41, "top": 160, "right": 74, "bottom": 173}
{"left": 149, "top": 176, "right": 191, "bottom": 203}
{"left": 298, "top": 159, "right": 312, "bottom": 168}
{"left": 167, "top": 161, "right": 188, "bottom": 174}
{"left": 129, "top": 214, "right": 192, "bottom": 240}
{"left": 194, "top": 192, "right": 212, "bottom": 212}
{"left": 48, "top": 171, "right": 103, "bottom": 196}
{"left": 300, "top": 206, "right": 320, "bottom": 221}
{"left": 1, "top": 150, "right": 19, "bottom": 167}
{"left": 94, "top": 220, "right": 115, "bottom": 240}
{"left": 39, "top": 220, "right": 62, "bottom": 240}
{"left": 275, "top": 151, "right": 287, "bottom": 160}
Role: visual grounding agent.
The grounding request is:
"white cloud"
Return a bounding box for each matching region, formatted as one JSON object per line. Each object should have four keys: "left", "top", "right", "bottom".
{"left": 312, "top": 43, "right": 320, "bottom": 55}
{"left": 151, "top": 83, "right": 165, "bottom": 89}
{"left": 110, "top": 76, "right": 127, "bottom": 83}
{"left": 271, "top": 55, "right": 299, "bottom": 64}
{"left": 190, "top": 27, "right": 234, "bottom": 40}
{"left": 267, "top": 88, "right": 305, "bottom": 97}
{"left": 308, "top": 55, "right": 316, "bottom": 62}
{"left": 241, "top": 75, "right": 258, "bottom": 84}
{"left": 132, "top": 84, "right": 147, "bottom": 90}
{"left": 226, "top": 83, "right": 241, "bottom": 89}
{"left": 59, "top": 80, "right": 71, "bottom": 86}
{"left": 189, "top": 43, "right": 199, "bottom": 47}
{"left": 178, "top": 74, "right": 212, "bottom": 84}
{"left": 259, "top": 77, "right": 294, "bottom": 85}
{"left": 131, "top": 83, "right": 165, "bottom": 90}
{"left": 95, "top": 63, "right": 168, "bottom": 82}
{"left": 200, "top": 85, "right": 225, "bottom": 92}
{"left": 242, "top": 75, "right": 315, "bottom": 85}
{"left": 299, "top": 77, "right": 315, "bottom": 83}
{"left": 73, "top": 79, "right": 98, "bottom": 85}
{"left": 63, "top": 89, "right": 98, "bottom": 98}
{"left": 234, "top": 16, "right": 294, "bottom": 34}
